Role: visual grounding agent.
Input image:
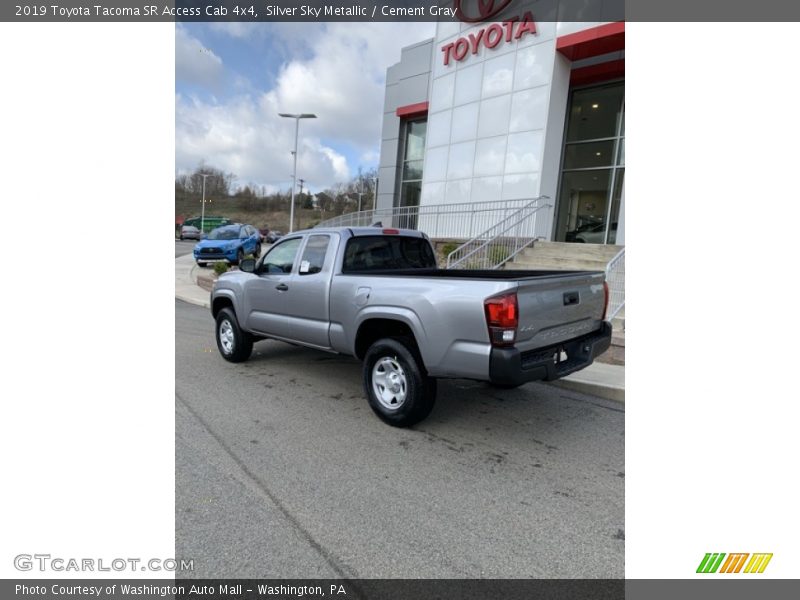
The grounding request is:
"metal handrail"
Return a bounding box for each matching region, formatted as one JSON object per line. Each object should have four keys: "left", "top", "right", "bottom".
{"left": 605, "top": 247, "right": 625, "bottom": 322}
{"left": 446, "top": 197, "right": 552, "bottom": 270}
{"left": 314, "top": 197, "right": 536, "bottom": 240}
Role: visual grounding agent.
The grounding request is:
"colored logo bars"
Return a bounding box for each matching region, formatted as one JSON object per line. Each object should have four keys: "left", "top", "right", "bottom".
{"left": 696, "top": 553, "right": 773, "bottom": 574}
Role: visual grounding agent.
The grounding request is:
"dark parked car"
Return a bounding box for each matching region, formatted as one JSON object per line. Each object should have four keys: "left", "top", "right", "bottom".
{"left": 265, "top": 230, "right": 283, "bottom": 243}
{"left": 193, "top": 223, "right": 261, "bottom": 267}
{"left": 179, "top": 225, "right": 202, "bottom": 241}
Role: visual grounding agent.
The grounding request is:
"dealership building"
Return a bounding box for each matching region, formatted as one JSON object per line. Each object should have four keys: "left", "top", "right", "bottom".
{"left": 376, "top": 11, "right": 624, "bottom": 246}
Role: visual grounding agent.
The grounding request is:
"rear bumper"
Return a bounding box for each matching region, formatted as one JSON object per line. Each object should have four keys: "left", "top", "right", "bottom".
{"left": 489, "top": 321, "right": 612, "bottom": 387}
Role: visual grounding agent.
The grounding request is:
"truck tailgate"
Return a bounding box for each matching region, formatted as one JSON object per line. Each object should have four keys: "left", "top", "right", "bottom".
{"left": 514, "top": 271, "right": 606, "bottom": 352}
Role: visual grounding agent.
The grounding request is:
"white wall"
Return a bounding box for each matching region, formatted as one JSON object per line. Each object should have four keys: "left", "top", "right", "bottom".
{"left": 421, "top": 15, "right": 618, "bottom": 240}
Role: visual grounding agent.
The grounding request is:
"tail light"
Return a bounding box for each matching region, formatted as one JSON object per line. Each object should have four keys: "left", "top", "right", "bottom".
{"left": 484, "top": 292, "right": 518, "bottom": 347}
{"left": 602, "top": 281, "right": 609, "bottom": 320}
{"left": 382, "top": 228, "right": 400, "bottom": 235}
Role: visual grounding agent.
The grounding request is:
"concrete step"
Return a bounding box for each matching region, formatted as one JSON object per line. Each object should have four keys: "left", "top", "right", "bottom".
{"left": 518, "top": 249, "right": 620, "bottom": 263}
{"left": 521, "top": 241, "right": 622, "bottom": 262}
{"left": 506, "top": 258, "right": 611, "bottom": 271}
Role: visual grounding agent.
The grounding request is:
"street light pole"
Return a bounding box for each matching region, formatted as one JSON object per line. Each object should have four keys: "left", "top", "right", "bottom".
{"left": 279, "top": 112, "right": 317, "bottom": 232}
{"left": 357, "top": 166, "right": 363, "bottom": 213}
{"left": 200, "top": 173, "right": 210, "bottom": 235}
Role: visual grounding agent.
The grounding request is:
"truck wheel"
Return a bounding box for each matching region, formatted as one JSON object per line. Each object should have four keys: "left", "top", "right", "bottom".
{"left": 215, "top": 307, "right": 253, "bottom": 363}
{"left": 235, "top": 249, "right": 244, "bottom": 265}
{"left": 363, "top": 337, "right": 436, "bottom": 427}
{"left": 254, "top": 243, "right": 262, "bottom": 258}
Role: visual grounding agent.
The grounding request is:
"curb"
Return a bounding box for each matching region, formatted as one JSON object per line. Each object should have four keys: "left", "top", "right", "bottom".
{"left": 176, "top": 293, "right": 210, "bottom": 309}
{"left": 175, "top": 255, "right": 211, "bottom": 308}
{"left": 549, "top": 379, "right": 624, "bottom": 403}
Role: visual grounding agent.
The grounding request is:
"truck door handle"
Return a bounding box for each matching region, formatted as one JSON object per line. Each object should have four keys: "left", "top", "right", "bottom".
{"left": 563, "top": 292, "right": 579, "bottom": 306}
{"left": 276, "top": 283, "right": 289, "bottom": 291}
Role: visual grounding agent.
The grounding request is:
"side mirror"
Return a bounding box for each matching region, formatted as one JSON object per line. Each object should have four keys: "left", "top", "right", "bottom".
{"left": 239, "top": 258, "right": 256, "bottom": 273}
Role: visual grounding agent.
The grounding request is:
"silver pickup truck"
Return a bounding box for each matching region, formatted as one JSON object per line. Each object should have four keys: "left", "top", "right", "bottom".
{"left": 210, "top": 227, "right": 612, "bottom": 427}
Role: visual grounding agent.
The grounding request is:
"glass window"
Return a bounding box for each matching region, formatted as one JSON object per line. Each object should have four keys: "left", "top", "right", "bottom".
{"left": 398, "top": 119, "right": 427, "bottom": 212}
{"left": 342, "top": 236, "right": 436, "bottom": 273}
{"left": 208, "top": 226, "right": 239, "bottom": 240}
{"left": 557, "top": 170, "right": 612, "bottom": 242}
{"left": 563, "top": 140, "right": 616, "bottom": 169}
{"left": 299, "top": 235, "right": 330, "bottom": 276}
{"left": 400, "top": 179, "right": 422, "bottom": 209}
{"left": 607, "top": 169, "right": 624, "bottom": 244}
{"left": 261, "top": 237, "right": 301, "bottom": 274}
{"left": 402, "top": 160, "right": 424, "bottom": 181}
{"left": 556, "top": 81, "right": 624, "bottom": 245}
{"left": 405, "top": 121, "right": 427, "bottom": 161}
{"left": 565, "top": 84, "right": 625, "bottom": 142}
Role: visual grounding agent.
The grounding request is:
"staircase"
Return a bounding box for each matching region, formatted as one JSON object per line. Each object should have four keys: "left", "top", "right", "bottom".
{"left": 506, "top": 241, "right": 625, "bottom": 365}
{"left": 505, "top": 241, "right": 622, "bottom": 271}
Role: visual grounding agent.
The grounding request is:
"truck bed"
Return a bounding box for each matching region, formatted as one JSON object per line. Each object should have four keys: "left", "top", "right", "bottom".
{"left": 340, "top": 268, "right": 601, "bottom": 279}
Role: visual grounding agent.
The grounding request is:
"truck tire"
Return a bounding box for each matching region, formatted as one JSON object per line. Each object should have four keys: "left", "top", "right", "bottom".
{"left": 215, "top": 307, "right": 253, "bottom": 363}
{"left": 254, "top": 243, "right": 262, "bottom": 258}
{"left": 363, "top": 337, "right": 436, "bottom": 427}
{"left": 235, "top": 249, "right": 244, "bottom": 265}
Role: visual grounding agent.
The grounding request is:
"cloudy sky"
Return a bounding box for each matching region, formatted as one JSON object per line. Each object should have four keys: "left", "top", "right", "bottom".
{"left": 175, "top": 22, "right": 437, "bottom": 194}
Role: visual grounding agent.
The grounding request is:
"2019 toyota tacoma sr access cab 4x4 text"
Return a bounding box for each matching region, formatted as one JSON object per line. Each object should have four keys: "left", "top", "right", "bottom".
{"left": 210, "top": 227, "right": 612, "bottom": 427}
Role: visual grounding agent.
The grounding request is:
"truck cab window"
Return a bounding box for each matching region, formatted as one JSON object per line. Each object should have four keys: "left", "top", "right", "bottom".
{"left": 261, "top": 237, "right": 301, "bottom": 274}
{"left": 299, "top": 235, "right": 330, "bottom": 275}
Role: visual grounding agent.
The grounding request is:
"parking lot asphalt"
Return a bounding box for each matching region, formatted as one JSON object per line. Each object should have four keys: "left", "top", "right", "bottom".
{"left": 175, "top": 239, "right": 197, "bottom": 257}
{"left": 175, "top": 299, "right": 624, "bottom": 578}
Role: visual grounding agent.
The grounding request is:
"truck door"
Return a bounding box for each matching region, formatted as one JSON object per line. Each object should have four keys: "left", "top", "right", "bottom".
{"left": 242, "top": 236, "right": 303, "bottom": 339}
{"left": 284, "top": 233, "right": 336, "bottom": 348}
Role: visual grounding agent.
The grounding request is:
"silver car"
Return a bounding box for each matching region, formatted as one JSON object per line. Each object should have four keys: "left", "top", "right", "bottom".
{"left": 179, "top": 225, "right": 202, "bottom": 241}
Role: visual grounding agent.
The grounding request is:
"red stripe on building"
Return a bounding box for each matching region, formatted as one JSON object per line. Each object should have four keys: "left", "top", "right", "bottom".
{"left": 556, "top": 22, "right": 625, "bottom": 61}
{"left": 396, "top": 101, "right": 429, "bottom": 119}
{"left": 570, "top": 59, "right": 625, "bottom": 86}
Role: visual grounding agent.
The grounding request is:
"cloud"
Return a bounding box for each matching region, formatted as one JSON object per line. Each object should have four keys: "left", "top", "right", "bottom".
{"left": 175, "top": 25, "right": 224, "bottom": 89}
{"left": 176, "top": 92, "right": 349, "bottom": 192}
{"left": 267, "top": 22, "right": 435, "bottom": 149}
{"left": 176, "top": 22, "right": 437, "bottom": 191}
{"left": 207, "top": 22, "right": 264, "bottom": 40}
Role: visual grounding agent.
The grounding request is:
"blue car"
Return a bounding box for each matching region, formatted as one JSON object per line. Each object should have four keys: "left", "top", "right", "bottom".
{"left": 194, "top": 223, "right": 262, "bottom": 267}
